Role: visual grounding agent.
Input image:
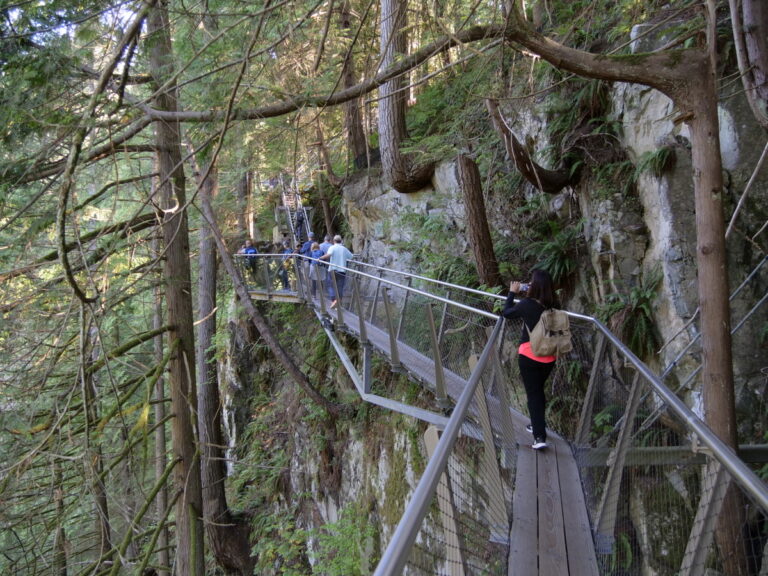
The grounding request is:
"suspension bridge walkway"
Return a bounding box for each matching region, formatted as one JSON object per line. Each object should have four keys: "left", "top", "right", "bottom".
{"left": 233, "top": 193, "right": 768, "bottom": 575}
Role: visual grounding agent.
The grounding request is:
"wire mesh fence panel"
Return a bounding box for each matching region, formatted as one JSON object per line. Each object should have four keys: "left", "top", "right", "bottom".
{"left": 438, "top": 307, "right": 495, "bottom": 382}
{"left": 573, "top": 336, "right": 768, "bottom": 576}
{"left": 402, "top": 357, "right": 515, "bottom": 576}
{"left": 234, "top": 253, "right": 302, "bottom": 294}
{"left": 232, "top": 256, "right": 767, "bottom": 575}
{"left": 397, "top": 297, "right": 437, "bottom": 358}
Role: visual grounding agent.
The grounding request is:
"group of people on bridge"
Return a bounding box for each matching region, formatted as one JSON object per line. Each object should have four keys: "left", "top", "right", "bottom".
{"left": 239, "top": 229, "right": 558, "bottom": 452}
{"left": 238, "top": 232, "right": 354, "bottom": 309}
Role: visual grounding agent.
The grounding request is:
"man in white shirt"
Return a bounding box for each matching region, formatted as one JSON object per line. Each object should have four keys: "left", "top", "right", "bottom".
{"left": 320, "top": 235, "right": 353, "bottom": 309}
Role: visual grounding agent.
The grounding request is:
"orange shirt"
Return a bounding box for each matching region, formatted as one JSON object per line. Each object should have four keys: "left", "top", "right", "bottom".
{"left": 518, "top": 341, "right": 556, "bottom": 363}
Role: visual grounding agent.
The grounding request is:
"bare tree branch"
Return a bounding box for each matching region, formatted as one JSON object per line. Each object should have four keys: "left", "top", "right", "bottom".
{"left": 486, "top": 98, "right": 573, "bottom": 193}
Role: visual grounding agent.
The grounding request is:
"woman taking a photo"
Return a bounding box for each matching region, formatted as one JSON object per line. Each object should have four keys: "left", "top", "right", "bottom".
{"left": 502, "top": 269, "right": 558, "bottom": 450}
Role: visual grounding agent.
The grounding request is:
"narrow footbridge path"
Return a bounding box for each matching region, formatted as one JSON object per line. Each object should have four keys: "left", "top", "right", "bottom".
{"left": 235, "top": 252, "right": 768, "bottom": 576}
{"left": 321, "top": 293, "right": 598, "bottom": 575}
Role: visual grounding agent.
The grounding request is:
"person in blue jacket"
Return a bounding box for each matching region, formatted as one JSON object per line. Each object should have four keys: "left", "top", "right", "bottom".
{"left": 239, "top": 239, "right": 259, "bottom": 279}
{"left": 308, "top": 241, "right": 326, "bottom": 298}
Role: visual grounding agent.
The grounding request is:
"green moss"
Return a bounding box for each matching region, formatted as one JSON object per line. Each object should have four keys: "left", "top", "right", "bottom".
{"left": 608, "top": 52, "right": 655, "bottom": 65}
{"left": 311, "top": 501, "right": 379, "bottom": 575}
{"left": 382, "top": 434, "right": 410, "bottom": 527}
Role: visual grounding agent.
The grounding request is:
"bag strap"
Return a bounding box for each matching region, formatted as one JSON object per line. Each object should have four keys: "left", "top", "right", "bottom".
{"left": 523, "top": 300, "right": 547, "bottom": 335}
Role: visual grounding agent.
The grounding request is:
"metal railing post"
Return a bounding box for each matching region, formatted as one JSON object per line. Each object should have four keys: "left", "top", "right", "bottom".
{"left": 352, "top": 276, "right": 368, "bottom": 344}
{"left": 423, "top": 426, "right": 466, "bottom": 576}
{"left": 382, "top": 288, "right": 402, "bottom": 372}
{"left": 426, "top": 302, "right": 448, "bottom": 407}
{"left": 262, "top": 256, "right": 273, "bottom": 298}
{"left": 317, "top": 267, "right": 328, "bottom": 314}
{"left": 370, "top": 269, "right": 384, "bottom": 323}
{"left": 488, "top": 345, "right": 517, "bottom": 469}
{"left": 472, "top": 380, "right": 509, "bottom": 543}
{"left": 362, "top": 343, "right": 373, "bottom": 395}
{"left": 594, "top": 371, "right": 643, "bottom": 553}
{"left": 296, "top": 257, "right": 309, "bottom": 301}
{"left": 396, "top": 277, "right": 412, "bottom": 341}
{"left": 351, "top": 276, "right": 375, "bottom": 392}
{"left": 576, "top": 332, "right": 607, "bottom": 445}
{"left": 437, "top": 290, "right": 450, "bottom": 347}
{"left": 331, "top": 271, "right": 344, "bottom": 325}
{"left": 679, "top": 460, "right": 731, "bottom": 576}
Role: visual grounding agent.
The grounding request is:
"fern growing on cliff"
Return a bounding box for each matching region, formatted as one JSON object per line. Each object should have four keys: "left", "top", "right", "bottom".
{"left": 523, "top": 219, "right": 583, "bottom": 283}
{"left": 599, "top": 267, "right": 663, "bottom": 358}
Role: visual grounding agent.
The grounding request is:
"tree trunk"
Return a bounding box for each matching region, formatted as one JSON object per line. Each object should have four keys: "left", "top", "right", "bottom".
{"left": 235, "top": 172, "right": 249, "bottom": 239}
{"left": 196, "top": 162, "right": 254, "bottom": 575}
{"left": 690, "top": 34, "right": 747, "bottom": 576}
{"left": 81, "top": 311, "right": 113, "bottom": 565}
{"left": 379, "top": 0, "right": 434, "bottom": 193}
{"left": 152, "top": 234, "right": 171, "bottom": 575}
{"left": 318, "top": 182, "right": 335, "bottom": 239}
{"left": 315, "top": 121, "right": 343, "bottom": 186}
{"left": 456, "top": 153, "right": 502, "bottom": 288}
{"left": 340, "top": 0, "right": 369, "bottom": 168}
{"left": 314, "top": 123, "right": 341, "bottom": 237}
{"left": 146, "top": 3, "right": 205, "bottom": 574}
{"left": 486, "top": 99, "right": 573, "bottom": 193}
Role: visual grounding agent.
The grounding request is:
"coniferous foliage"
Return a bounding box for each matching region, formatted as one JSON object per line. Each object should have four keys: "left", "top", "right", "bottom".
{"left": 0, "top": 0, "right": 765, "bottom": 573}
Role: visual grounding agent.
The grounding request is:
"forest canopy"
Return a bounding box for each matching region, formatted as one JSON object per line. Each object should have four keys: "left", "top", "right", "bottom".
{"left": 1, "top": 0, "right": 765, "bottom": 573}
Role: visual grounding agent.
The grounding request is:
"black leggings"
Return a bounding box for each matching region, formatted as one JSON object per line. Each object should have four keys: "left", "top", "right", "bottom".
{"left": 518, "top": 354, "right": 555, "bottom": 441}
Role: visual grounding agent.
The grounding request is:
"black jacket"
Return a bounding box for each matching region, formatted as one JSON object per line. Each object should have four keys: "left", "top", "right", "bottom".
{"left": 501, "top": 295, "right": 546, "bottom": 344}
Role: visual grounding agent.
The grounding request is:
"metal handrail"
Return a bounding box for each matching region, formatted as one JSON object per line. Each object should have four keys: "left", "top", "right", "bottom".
{"left": 293, "top": 254, "right": 500, "bottom": 320}
{"left": 340, "top": 261, "right": 768, "bottom": 514}
{"left": 350, "top": 259, "right": 506, "bottom": 303}
{"left": 237, "top": 252, "right": 768, "bottom": 556}
{"left": 374, "top": 318, "right": 506, "bottom": 576}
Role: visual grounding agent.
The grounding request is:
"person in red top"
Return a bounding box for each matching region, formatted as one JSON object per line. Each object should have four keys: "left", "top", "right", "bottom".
{"left": 502, "top": 269, "right": 558, "bottom": 450}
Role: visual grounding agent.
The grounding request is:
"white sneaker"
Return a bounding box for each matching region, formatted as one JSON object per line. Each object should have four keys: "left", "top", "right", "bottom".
{"left": 532, "top": 437, "right": 548, "bottom": 450}
{"left": 526, "top": 424, "right": 533, "bottom": 434}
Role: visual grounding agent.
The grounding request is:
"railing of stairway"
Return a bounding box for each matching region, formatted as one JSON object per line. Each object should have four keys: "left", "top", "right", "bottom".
{"left": 234, "top": 253, "right": 768, "bottom": 575}
{"left": 279, "top": 188, "right": 312, "bottom": 246}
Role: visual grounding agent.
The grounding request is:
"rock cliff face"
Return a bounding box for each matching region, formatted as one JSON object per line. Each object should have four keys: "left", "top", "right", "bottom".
{"left": 341, "top": 84, "right": 767, "bottom": 420}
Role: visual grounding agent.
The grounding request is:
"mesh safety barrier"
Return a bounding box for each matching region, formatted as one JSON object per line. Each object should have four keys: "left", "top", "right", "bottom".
{"left": 236, "top": 254, "right": 768, "bottom": 576}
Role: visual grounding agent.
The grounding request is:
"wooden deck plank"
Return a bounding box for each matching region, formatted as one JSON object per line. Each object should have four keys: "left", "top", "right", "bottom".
{"left": 248, "top": 288, "right": 303, "bottom": 303}
{"left": 310, "top": 299, "right": 600, "bottom": 575}
{"left": 537, "top": 440, "right": 568, "bottom": 576}
{"left": 559, "top": 443, "right": 600, "bottom": 576}
{"left": 509, "top": 442, "right": 539, "bottom": 576}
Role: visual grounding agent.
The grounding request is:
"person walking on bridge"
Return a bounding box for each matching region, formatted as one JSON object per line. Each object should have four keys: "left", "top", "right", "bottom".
{"left": 308, "top": 241, "right": 325, "bottom": 298}
{"left": 278, "top": 241, "right": 293, "bottom": 290}
{"left": 238, "top": 239, "right": 259, "bottom": 280}
{"left": 320, "top": 235, "right": 353, "bottom": 309}
{"left": 502, "top": 269, "right": 558, "bottom": 450}
{"left": 318, "top": 234, "right": 334, "bottom": 300}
